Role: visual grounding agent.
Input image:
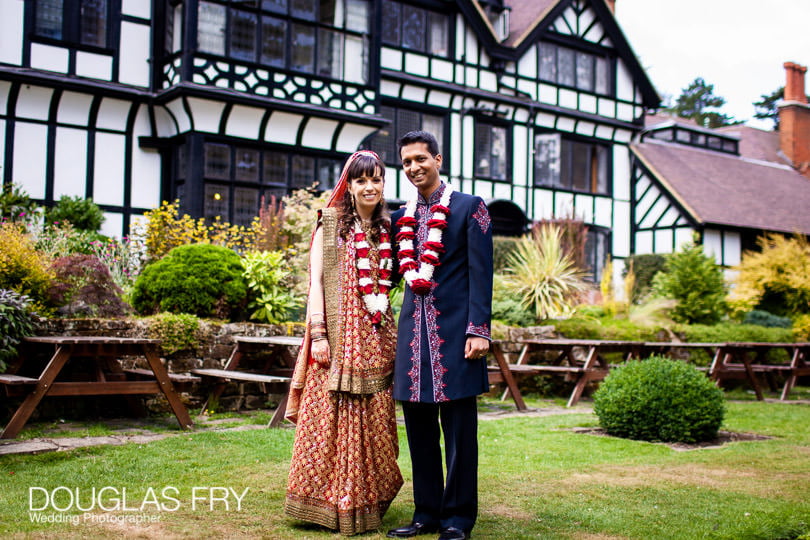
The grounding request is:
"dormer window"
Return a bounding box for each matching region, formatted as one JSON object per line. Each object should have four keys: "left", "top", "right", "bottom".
{"left": 478, "top": 0, "right": 510, "bottom": 42}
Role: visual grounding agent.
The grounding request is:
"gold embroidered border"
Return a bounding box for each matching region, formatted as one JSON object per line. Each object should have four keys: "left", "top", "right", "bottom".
{"left": 285, "top": 494, "right": 392, "bottom": 535}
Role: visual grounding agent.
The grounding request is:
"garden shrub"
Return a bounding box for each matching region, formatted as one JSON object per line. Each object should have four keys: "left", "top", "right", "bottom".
{"left": 492, "top": 236, "right": 520, "bottom": 272}
{"left": 492, "top": 274, "right": 535, "bottom": 327}
{"left": 742, "top": 310, "right": 792, "bottom": 329}
{"left": 241, "top": 250, "right": 301, "bottom": 324}
{"left": 0, "top": 221, "right": 53, "bottom": 304}
{"left": 652, "top": 243, "right": 726, "bottom": 324}
{"left": 552, "top": 316, "right": 661, "bottom": 342}
{"left": 0, "top": 289, "right": 36, "bottom": 372}
{"left": 148, "top": 312, "right": 201, "bottom": 355}
{"left": 593, "top": 356, "right": 725, "bottom": 443}
{"left": 677, "top": 322, "right": 793, "bottom": 344}
{"left": 0, "top": 183, "right": 39, "bottom": 224}
{"left": 623, "top": 254, "right": 666, "bottom": 302}
{"left": 131, "top": 243, "right": 247, "bottom": 319}
{"left": 46, "top": 195, "right": 105, "bottom": 232}
{"left": 792, "top": 314, "right": 810, "bottom": 341}
{"left": 33, "top": 221, "right": 102, "bottom": 257}
{"left": 729, "top": 233, "right": 810, "bottom": 318}
{"left": 47, "top": 254, "right": 130, "bottom": 318}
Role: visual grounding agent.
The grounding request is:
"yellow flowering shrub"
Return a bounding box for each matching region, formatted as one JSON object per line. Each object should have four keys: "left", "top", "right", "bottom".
{"left": 0, "top": 221, "right": 54, "bottom": 302}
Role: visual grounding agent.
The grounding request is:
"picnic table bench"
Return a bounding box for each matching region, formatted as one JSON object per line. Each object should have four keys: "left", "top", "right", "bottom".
{"left": 191, "top": 335, "right": 301, "bottom": 427}
{"left": 1, "top": 336, "right": 196, "bottom": 439}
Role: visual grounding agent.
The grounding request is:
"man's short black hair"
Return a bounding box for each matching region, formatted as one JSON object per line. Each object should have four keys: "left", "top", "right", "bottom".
{"left": 397, "top": 130, "right": 440, "bottom": 158}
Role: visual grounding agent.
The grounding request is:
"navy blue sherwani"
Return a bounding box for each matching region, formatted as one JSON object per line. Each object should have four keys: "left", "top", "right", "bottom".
{"left": 392, "top": 182, "right": 493, "bottom": 533}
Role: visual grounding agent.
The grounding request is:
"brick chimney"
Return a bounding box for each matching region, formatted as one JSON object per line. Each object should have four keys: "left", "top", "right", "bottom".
{"left": 779, "top": 62, "right": 810, "bottom": 177}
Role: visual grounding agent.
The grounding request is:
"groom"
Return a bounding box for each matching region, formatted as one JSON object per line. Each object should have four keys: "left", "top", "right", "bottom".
{"left": 387, "top": 131, "right": 493, "bottom": 540}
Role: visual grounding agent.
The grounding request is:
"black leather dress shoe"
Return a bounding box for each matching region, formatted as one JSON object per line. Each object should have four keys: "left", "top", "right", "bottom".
{"left": 386, "top": 521, "right": 439, "bottom": 538}
{"left": 438, "top": 526, "right": 469, "bottom": 540}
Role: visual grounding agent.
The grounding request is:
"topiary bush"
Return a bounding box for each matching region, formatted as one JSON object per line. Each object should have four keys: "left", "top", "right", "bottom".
{"left": 131, "top": 243, "right": 247, "bottom": 319}
{"left": 0, "top": 289, "right": 36, "bottom": 372}
{"left": 593, "top": 356, "right": 725, "bottom": 443}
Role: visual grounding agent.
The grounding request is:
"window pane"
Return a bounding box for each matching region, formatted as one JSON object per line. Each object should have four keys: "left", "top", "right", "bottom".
{"left": 261, "top": 16, "right": 285, "bottom": 67}
{"left": 235, "top": 148, "right": 260, "bottom": 182}
{"left": 343, "top": 34, "right": 367, "bottom": 84}
{"left": 475, "top": 124, "right": 492, "bottom": 177}
{"left": 205, "top": 143, "right": 231, "bottom": 180}
{"left": 422, "top": 114, "right": 444, "bottom": 155}
{"left": 204, "top": 184, "right": 229, "bottom": 220}
{"left": 317, "top": 28, "right": 342, "bottom": 79}
{"left": 401, "top": 5, "right": 425, "bottom": 52}
{"left": 576, "top": 51, "right": 593, "bottom": 92}
{"left": 534, "top": 133, "right": 560, "bottom": 187}
{"left": 291, "top": 155, "right": 314, "bottom": 189}
{"left": 317, "top": 159, "right": 341, "bottom": 191}
{"left": 595, "top": 145, "right": 608, "bottom": 194}
{"left": 595, "top": 56, "right": 609, "bottom": 94}
{"left": 397, "top": 109, "right": 420, "bottom": 137}
{"left": 234, "top": 187, "right": 259, "bottom": 226}
{"left": 230, "top": 10, "right": 257, "bottom": 61}
{"left": 558, "top": 47, "right": 575, "bottom": 87}
{"left": 263, "top": 152, "right": 287, "bottom": 185}
{"left": 560, "top": 139, "right": 573, "bottom": 189}
{"left": 381, "top": 1, "right": 400, "bottom": 46}
{"left": 198, "top": 2, "right": 226, "bottom": 55}
{"left": 476, "top": 124, "right": 506, "bottom": 179}
{"left": 291, "top": 0, "right": 317, "bottom": 20}
{"left": 36, "top": 0, "right": 63, "bottom": 39}
{"left": 490, "top": 126, "right": 507, "bottom": 180}
{"left": 369, "top": 106, "right": 396, "bottom": 163}
{"left": 291, "top": 24, "right": 315, "bottom": 72}
{"left": 80, "top": 0, "right": 107, "bottom": 47}
{"left": 262, "top": 0, "right": 287, "bottom": 14}
{"left": 571, "top": 141, "right": 590, "bottom": 191}
{"left": 539, "top": 43, "right": 557, "bottom": 82}
{"left": 171, "top": 4, "right": 184, "bottom": 53}
{"left": 345, "top": 0, "right": 369, "bottom": 33}
{"left": 428, "top": 12, "right": 448, "bottom": 56}
{"left": 176, "top": 144, "right": 187, "bottom": 180}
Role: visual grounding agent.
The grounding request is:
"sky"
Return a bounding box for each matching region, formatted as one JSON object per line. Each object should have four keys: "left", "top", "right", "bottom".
{"left": 613, "top": 0, "right": 810, "bottom": 129}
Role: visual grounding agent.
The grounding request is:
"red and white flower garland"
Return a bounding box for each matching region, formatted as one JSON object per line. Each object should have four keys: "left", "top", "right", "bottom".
{"left": 354, "top": 221, "right": 393, "bottom": 325}
{"left": 396, "top": 183, "right": 454, "bottom": 295}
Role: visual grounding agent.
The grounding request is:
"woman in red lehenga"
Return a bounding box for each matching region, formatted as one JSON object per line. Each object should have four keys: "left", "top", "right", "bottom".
{"left": 284, "top": 150, "right": 403, "bottom": 535}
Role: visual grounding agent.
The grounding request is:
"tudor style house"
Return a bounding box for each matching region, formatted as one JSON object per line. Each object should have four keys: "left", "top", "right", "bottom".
{"left": 2, "top": 0, "right": 806, "bottom": 283}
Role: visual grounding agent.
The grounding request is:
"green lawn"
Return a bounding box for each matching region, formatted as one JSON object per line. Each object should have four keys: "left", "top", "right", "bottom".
{"left": 1, "top": 398, "right": 809, "bottom": 539}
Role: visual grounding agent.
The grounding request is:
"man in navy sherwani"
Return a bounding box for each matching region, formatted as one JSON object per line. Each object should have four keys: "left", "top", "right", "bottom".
{"left": 387, "top": 131, "right": 493, "bottom": 540}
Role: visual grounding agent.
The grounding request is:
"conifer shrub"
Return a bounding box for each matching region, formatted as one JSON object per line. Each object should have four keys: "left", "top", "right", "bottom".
{"left": 593, "top": 356, "right": 725, "bottom": 443}
{"left": 652, "top": 243, "right": 726, "bottom": 324}
{"left": 742, "top": 309, "right": 793, "bottom": 329}
{"left": 131, "top": 243, "right": 247, "bottom": 319}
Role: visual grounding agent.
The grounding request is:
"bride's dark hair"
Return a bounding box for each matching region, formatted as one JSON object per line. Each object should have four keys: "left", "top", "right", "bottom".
{"left": 336, "top": 154, "right": 390, "bottom": 242}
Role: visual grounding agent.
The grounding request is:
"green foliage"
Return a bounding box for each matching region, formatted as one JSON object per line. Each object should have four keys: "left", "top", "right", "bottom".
{"left": 664, "top": 76, "right": 738, "bottom": 128}
{"left": 652, "top": 243, "right": 726, "bottom": 324}
{"left": 0, "top": 183, "right": 39, "bottom": 223}
{"left": 793, "top": 314, "right": 810, "bottom": 341}
{"left": 241, "top": 250, "right": 301, "bottom": 324}
{"left": 32, "top": 221, "right": 103, "bottom": 257}
{"left": 623, "top": 253, "right": 666, "bottom": 302}
{"left": 147, "top": 312, "right": 201, "bottom": 355}
{"left": 0, "top": 289, "right": 36, "bottom": 372}
{"left": 552, "top": 316, "right": 661, "bottom": 341}
{"left": 534, "top": 214, "right": 589, "bottom": 271}
{"left": 729, "top": 234, "right": 810, "bottom": 318}
{"left": 88, "top": 235, "right": 143, "bottom": 290}
{"left": 742, "top": 310, "right": 793, "bottom": 329}
{"left": 678, "top": 322, "right": 794, "bottom": 344}
{"left": 131, "top": 243, "right": 247, "bottom": 319}
{"left": 502, "top": 224, "right": 591, "bottom": 320}
{"left": 47, "top": 254, "right": 130, "bottom": 318}
{"left": 46, "top": 195, "right": 105, "bottom": 232}
{"left": 593, "top": 356, "right": 725, "bottom": 443}
{"left": 492, "top": 236, "right": 520, "bottom": 272}
{"left": 492, "top": 274, "right": 536, "bottom": 327}
{"left": 0, "top": 222, "right": 54, "bottom": 305}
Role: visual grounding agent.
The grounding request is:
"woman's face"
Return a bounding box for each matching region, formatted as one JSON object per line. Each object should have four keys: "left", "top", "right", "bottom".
{"left": 349, "top": 166, "right": 384, "bottom": 215}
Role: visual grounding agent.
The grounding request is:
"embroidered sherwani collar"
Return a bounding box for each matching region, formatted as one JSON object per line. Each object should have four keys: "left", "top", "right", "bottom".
{"left": 417, "top": 182, "right": 446, "bottom": 206}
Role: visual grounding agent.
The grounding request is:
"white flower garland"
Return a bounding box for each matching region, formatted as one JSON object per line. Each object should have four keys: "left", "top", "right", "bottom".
{"left": 396, "top": 183, "right": 454, "bottom": 295}
{"left": 354, "top": 221, "right": 392, "bottom": 324}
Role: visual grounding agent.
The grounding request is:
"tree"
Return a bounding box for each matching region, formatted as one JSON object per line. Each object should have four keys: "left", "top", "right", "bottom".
{"left": 753, "top": 86, "right": 810, "bottom": 131}
{"left": 665, "top": 77, "right": 738, "bottom": 128}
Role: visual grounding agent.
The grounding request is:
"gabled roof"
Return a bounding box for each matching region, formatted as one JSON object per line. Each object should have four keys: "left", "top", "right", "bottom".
{"left": 631, "top": 137, "right": 810, "bottom": 235}
{"left": 458, "top": 0, "right": 659, "bottom": 108}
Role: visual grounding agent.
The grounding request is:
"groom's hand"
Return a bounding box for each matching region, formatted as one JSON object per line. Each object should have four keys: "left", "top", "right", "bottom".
{"left": 464, "top": 336, "right": 490, "bottom": 359}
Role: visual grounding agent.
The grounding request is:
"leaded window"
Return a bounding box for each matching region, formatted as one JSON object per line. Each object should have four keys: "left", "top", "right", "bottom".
{"left": 366, "top": 105, "right": 446, "bottom": 167}
{"left": 196, "top": 0, "right": 370, "bottom": 84}
{"left": 585, "top": 227, "right": 610, "bottom": 282}
{"left": 381, "top": 0, "right": 450, "bottom": 57}
{"left": 475, "top": 122, "right": 508, "bottom": 181}
{"left": 32, "top": 0, "right": 110, "bottom": 48}
{"left": 534, "top": 134, "right": 609, "bottom": 195}
{"left": 538, "top": 41, "right": 611, "bottom": 95}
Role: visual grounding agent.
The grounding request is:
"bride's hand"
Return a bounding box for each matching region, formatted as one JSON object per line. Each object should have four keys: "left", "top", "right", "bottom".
{"left": 311, "top": 339, "right": 330, "bottom": 367}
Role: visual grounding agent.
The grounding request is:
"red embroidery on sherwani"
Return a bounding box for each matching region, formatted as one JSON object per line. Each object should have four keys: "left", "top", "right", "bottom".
{"left": 466, "top": 322, "right": 490, "bottom": 339}
{"left": 472, "top": 201, "right": 491, "bottom": 234}
{"left": 407, "top": 295, "right": 423, "bottom": 402}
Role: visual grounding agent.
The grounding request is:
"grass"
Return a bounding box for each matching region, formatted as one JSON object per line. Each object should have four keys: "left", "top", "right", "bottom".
{"left": 1, "top": 397, "right": 809, "bottom": 539}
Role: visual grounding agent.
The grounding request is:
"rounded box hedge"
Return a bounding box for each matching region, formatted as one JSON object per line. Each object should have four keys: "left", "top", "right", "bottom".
{"left": 592, "top": 356, "right": 725, "bottom": 443}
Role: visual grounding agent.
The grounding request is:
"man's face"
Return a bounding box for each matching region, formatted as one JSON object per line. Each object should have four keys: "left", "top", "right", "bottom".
{"left": 400, "top": 142, "right": 442, "bottom": 196}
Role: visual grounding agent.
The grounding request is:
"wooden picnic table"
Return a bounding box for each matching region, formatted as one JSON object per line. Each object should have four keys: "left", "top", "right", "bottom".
{"left": 0, "top": 336, "right": 196, "bottom": 439}
{"left": 708, "top": 342, "right": 810, "bottom": 401}
{"left": 490, "top": 339, "right": 648, "bottom": 408}
{"left": 192, "top": 335, "right": 300, "bottom": 427}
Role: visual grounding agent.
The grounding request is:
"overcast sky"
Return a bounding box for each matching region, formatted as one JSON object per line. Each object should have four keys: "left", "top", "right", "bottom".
{"left": 613, "top": 0, "right": 810, "bottom": 129}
